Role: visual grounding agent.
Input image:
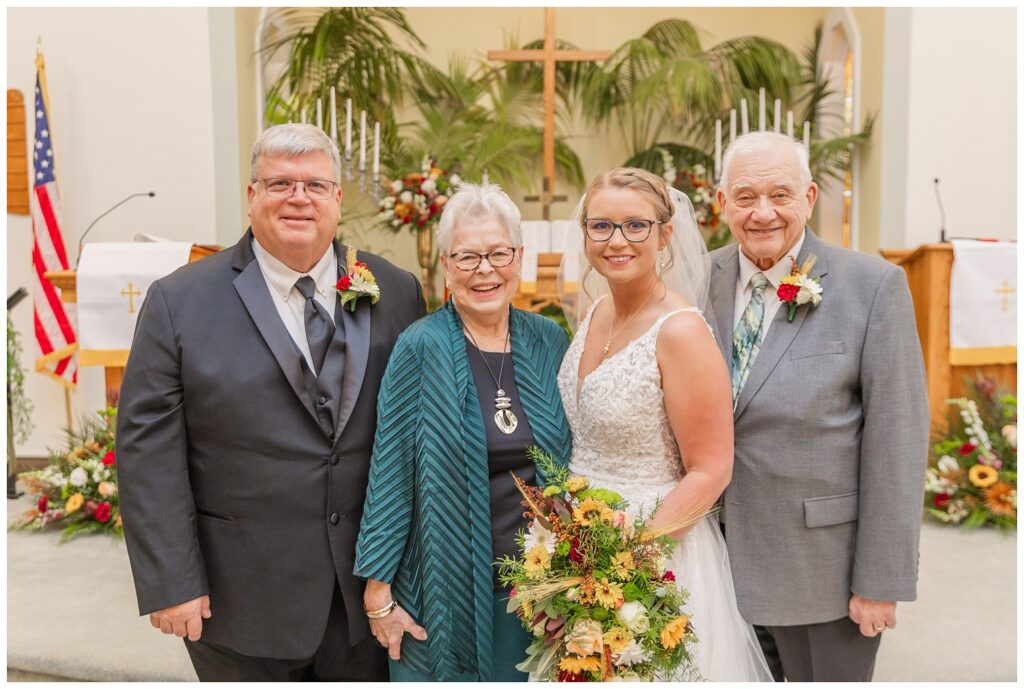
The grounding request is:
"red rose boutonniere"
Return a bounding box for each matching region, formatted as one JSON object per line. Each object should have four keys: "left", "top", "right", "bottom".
{"left": 777, "top": 255, "right": 823, "bottom": 322}
{"left": 336, "top": 246, "right": 381, "bottom": 313}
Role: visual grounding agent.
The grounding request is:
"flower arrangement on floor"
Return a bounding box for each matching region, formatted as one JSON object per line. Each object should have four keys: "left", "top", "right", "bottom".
{"left": 377, "top": 156, "right": 455, "bottom": 235}
{"left": 924, "top": 376, "right": 1017, "bottom": 529}
{"left": 11, "top": 407, "right": 122, "bottom": 542}
{"left": 498, "top": 448, "right": 703, "bottom": 682}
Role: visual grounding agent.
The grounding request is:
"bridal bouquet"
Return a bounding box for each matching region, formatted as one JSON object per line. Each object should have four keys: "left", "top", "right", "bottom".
{"left": 11, "top": 407, "right": 123, "bottom": 542}
{"left": 498, "top": 448, "right": 702, "bottom": 681}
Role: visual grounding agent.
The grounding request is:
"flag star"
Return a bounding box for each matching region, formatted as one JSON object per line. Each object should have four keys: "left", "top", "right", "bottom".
{"left": 41, "top": 159, "right": 50, "bottom": 168}
{"left": 46, "top": 148, "right": 52, "bottom": 157}
{"left": 41, "top": 129, "right": 49, "bottom": 138}
{"left": 35, "top": 140, "right": 43, "bottom": 149}
{"left": 36, "top": 109, "right": 43, "bottom": 118}
{"left": 36, "top": 171, "right": 44, "bottom": 180}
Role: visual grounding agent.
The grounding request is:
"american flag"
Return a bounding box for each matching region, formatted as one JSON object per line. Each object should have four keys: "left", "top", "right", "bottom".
{"left": 31, "top": 50, "right": 78, "bottom": 388}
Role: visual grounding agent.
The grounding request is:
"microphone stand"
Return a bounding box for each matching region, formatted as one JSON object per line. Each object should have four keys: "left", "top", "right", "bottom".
{"left": 75, "top": 191, "right": 156, "bottom": 268}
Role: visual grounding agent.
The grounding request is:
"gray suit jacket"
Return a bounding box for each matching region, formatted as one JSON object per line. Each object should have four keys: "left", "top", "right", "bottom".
{"left": 708, "top": 230, "right": 929, "bottom": 626}
{"left": 117, "top": 230, "right": 425, "bottom": 658}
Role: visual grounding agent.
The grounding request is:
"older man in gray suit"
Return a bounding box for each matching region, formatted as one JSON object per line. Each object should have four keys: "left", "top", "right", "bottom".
{"left": 709, "top": 132, "right": 929, "bottom": 681}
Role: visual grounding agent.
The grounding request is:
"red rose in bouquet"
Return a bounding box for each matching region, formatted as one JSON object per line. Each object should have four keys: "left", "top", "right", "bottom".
{"left": 94, "top": 502, "right": 112, "bottom": 523}
{"left": 102, "top": 450, "right": 116, "bottom": 466}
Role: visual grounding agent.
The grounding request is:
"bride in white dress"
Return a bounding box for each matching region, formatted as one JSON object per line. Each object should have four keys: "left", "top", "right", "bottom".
{"left": 556, "top": 168, "right": 772, "bottom": 681}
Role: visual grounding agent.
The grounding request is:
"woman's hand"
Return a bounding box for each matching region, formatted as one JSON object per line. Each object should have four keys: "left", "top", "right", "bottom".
{"left": 365, "top": 579, "right": 428, "bottom": 661}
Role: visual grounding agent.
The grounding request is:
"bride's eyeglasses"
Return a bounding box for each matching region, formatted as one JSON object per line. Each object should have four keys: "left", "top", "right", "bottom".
{"left": 583, "top": 218, "right": 661, "bottom": 243}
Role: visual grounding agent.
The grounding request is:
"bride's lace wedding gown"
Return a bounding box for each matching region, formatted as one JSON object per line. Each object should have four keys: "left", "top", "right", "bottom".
{"left": 557, "top": 303, "right": 773, "bottom": 682}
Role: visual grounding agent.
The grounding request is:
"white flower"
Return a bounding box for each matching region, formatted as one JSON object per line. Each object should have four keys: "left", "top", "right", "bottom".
{"left": 390, "top": 180, "right": 403, "bottom": 194}
{"left": 420, "top": 179, "right": 436, "bottom": 194}
{"left": 399, "top": 191, "right": 413, "bottom": 203}
{"left": 654, "top": 586, "right": 668, "bottom": 597}
{"left": 523, "top": 521, "right": 557, "bottom": 554}
{"left": 693, "top": 163, "right": 706, "bottom": 175}
{"left": 662, "top": 169, "right": 677, "bottom": 184}
{"left": 937, "top": 455, "right": 960, "bottom": 473}
{"left": 381, "top": 196, "right": 395, "bottom": 208}
{"left": 615, "top": 601, "right": 650, "bottom": 634}
{"left": 69, "top": 467, "right": 88, "bottom": 487}
{"left": 1002, "top": 424, "right": 1017, "bottom": 448}
{"left": 92, "top": 470, "right": 103, "bottom": 484}
{"left": 448, "top": 173, "right": 462, "bottom": 186}
{"left": 796, "top": 277, "right": 823, "bottom": 305}
{"left": 612, "top": 640, "right": 651, "bottom": 667}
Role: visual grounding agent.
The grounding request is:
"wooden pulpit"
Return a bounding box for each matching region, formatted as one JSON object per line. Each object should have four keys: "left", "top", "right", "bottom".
{"left": 45, "top": 244, "right": 220, "bottom": 404}
{"left": 880, "top": 244, "right": 1016, "bottom": 428}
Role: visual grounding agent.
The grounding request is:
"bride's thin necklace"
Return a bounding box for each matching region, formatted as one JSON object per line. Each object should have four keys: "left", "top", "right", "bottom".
{"left": 464, "top": 322, "right": 519, "bottom": 435}
{"left": 603, "top": 280, "right": 660, "bottom": 356}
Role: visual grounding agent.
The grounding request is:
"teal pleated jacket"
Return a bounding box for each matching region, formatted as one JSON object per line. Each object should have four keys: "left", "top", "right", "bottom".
{"left": 355, "top": 301, "right": 572, "bottom": 681}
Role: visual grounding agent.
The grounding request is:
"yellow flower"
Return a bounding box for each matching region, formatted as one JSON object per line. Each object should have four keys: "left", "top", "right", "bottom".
{"left": 566, "top": 476, "right": 589, "bottom": 493}
{"left": 523, "top": 544, "right": 551, "bottom": 578}
{"left": 98, "top": 481, "right": 117, "bottom": 498}
{"left": 113, "top": 514, "right": 123, "bottom": 529}
{"left": 559, "top": 655, "right": 602, "bottom": 674}
{"left": 983, "top": 482, "right": 1017, "bottom": 518}
{"left": 574, "top": 497, "right": 612, "bottom": 526}
{"left": 594, "top": 577, "right": 624, "bottom": 609}
{"left": 611, "top": 551, "right": 635, "bottom": 579}
{"left": 780, "top": 274, "right": 801, "bottom": 285}
{"left": 969, "top": 464, "right": 999, "bottom": 488}
{"left": 660, "top": 615, "right": 689, "bottom": 650}
{"left": 602, "top": 626, "right": 633, "bottom": 654}
{"left": 64, "top": 492, "right": 85, "bottom": 514}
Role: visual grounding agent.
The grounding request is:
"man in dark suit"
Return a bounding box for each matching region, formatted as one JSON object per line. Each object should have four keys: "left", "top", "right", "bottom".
{"left": 117, "top": 123, "right": 425, "bottom": 680}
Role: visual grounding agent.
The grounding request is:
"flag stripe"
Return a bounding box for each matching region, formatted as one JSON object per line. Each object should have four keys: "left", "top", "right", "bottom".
{"left": 32, "top": 240, "right": 76, "bottom": 346}
{"left": 35, "top": 184, "right": 69, "bottom": 268}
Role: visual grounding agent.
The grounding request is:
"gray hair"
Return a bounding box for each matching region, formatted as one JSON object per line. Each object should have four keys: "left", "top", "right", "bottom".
{"left": 719, "top": 131, "right": 812, "bottom": 192}
{"left": 250, "top": 124, "right": 341, "bottom": 182}
{"left": 436, "top": 182, "right": 523, "bottom": 254}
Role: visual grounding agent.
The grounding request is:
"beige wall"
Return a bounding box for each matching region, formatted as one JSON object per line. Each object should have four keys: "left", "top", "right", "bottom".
{"left": 850, "top": 7, "right": 885, "bottom": 255}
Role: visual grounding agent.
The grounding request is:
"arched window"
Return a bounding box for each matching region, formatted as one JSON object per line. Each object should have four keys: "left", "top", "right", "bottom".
{"left": 254, "top": 8, "right": 322, "bottom": 132}
{"left": 815, "top": 9, "right": 860, "bottom": 249}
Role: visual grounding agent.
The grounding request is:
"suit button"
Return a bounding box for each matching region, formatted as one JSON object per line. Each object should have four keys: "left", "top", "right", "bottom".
{"left": 330, "top": 513, "right": 340, "bottom": 525}
{"left": 317, "top": 395, "right": 327, "bottom": 405}
{"left": 330, "top": 453, "right": 339, "bottom": 465}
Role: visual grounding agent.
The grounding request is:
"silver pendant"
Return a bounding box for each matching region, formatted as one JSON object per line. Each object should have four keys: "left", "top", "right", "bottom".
{"left": 494, "top": 389, "right": 518, "bottom": 434}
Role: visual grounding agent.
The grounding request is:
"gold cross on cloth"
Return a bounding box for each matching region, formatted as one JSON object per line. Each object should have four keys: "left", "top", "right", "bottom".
{"left": 488, "top": 8, "right": 609, "bottom": 220}
{"left": 121, "top": 282, "right": 142, "bottom": 314}
{"left": 994, "top": 279, "right": 1016, "bottom": 312}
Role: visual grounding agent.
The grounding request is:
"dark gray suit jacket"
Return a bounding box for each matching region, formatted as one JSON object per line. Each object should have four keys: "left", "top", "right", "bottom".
{"left": 117, "top": 229, "right": 425, "bottom": 658}
{"left": 708, "top": 230, "right": 929, "bottom": 627}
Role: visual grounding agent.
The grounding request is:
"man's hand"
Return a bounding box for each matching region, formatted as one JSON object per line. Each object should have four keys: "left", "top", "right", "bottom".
{"left": 149, "top": 595, "right": 212, "bottom": 641}
{"left": 369, "top": 605, "right": 428, "bottom": 661}
{"left": 848, "top": 593, "right": 896, "bottom": 638}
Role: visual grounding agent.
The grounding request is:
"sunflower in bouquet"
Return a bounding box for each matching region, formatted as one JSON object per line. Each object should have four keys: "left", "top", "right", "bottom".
{"left": 498, "top": 448, "right": 703, "bottom": 682}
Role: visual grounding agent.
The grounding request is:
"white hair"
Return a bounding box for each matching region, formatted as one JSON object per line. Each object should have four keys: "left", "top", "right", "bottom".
{"left": 719, "top": 131, "right": 812, "bottom": 192}
{"left": 250, "top": 124, "right": 341, "bottom": 182}
{"left": 436, "top": 182, "right": 523, "bottom": 254}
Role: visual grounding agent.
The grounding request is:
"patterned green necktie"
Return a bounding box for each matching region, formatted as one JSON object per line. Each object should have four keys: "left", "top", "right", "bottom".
{"left": 731, "top": 272, "right": 770, "bottom": 401}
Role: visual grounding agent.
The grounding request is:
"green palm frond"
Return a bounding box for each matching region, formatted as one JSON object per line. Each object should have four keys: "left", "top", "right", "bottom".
{"left": 809, "top": 115, "right": 875, "bottom": 184}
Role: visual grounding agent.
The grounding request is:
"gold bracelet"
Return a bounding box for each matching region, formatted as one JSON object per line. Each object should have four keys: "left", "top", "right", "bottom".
{"left": 365, "top": 600, "right": 397, "bottom": 619}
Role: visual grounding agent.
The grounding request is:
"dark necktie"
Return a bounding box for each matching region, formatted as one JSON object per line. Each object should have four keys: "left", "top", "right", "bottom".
{"left": 294, "top": 276, "right": 335, "bottom": 376}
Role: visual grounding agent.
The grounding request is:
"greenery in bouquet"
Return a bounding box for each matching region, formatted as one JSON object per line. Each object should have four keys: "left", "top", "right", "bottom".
{"left": 925, "top": 376, "right": 1016, "bottom": 530}
{"left": 12, "top": 407, "right": 123, "bottom": 542}
{"left": 497, "top": 447, "right": 702, "bottom": 682}
{"left": 652, "top": 147, "right": 731, "bottom": 252}
{"left": 377, "top": 157, "right": 455, "bottom": 235}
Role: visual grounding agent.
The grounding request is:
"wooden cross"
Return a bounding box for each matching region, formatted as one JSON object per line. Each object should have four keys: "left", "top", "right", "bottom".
{"left": 121, "top": 281, "right": 141, "bottom": 314}
{"left": 994, "top": 279, "right": 1015, "bottom": 312}
{"left": 488, "top": 8, "right": 610, "bottom": 220}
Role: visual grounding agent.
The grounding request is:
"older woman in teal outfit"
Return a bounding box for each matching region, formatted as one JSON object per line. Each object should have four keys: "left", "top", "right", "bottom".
{"left": 354, "top": 183, "right": 572, "bottom": 681}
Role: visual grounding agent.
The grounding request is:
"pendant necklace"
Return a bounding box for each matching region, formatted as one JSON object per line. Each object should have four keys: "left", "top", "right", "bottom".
{"left": 603, "top": 280, "right": 661, "bottom": 356}
{"left": 464, "top": 323, "right": 518, "bottom": 435}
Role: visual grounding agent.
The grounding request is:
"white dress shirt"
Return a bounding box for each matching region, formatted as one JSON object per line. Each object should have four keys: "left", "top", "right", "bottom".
{"left": 252, "top": 238, "right": 338, "bottom": 374}
{"left": 733, "top": 230, "right": 807, "bottom": 341}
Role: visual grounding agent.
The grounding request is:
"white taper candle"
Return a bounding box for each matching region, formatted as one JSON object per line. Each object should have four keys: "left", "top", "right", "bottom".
{"left": 740, "top": 99, "right": 749, "bottom": 134}
{"left": 330, "top": 88, "right": 337, "bottom": 141}
{"left": 774, "top": 99, "right": 781, "bottom": 133}
{"left": 729, "top": 109, "right": 737, "bottom": 144}
{"left": 373, "top": 122, "right": 380, "bottom": 179}
{"left": 715, "top": 119, "right": 722, "bottom": 181}
{"left": 359, "top": 111, "right": 366, "bottom": 171}
{"left": 345, "top": 99, "right": 352, "bottom": 158}
{"left": 758, "top": 88, "right": 766, "bottom": 131}
{"left": 803, "top": 122, "right": 810, "bottom": 150}
{"left": 787, "top": 111, "right": 794, "bottom": 138}
{"left": 316, "top": 98, "right": 323, "bottom": 129}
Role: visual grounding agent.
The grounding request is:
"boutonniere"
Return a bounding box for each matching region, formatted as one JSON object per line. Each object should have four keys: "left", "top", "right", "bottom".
{"left": 777, "top": 255, "right": 822, "bottom": 322}
{"left": 336, "top": 246, "right": 381, "bottom": 312}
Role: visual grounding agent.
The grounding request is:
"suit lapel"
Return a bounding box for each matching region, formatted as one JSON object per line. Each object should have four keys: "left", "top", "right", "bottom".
{"left": 333, "top": 243, "right": 372, "bottom": 440}
{"left": 231, "top": 232, "right": 319, "bottom": 425}
{"left": 733, "top": 230, "right": 830, "bottom": 421}
{"left": 709, "top": 245, "right": 739, "bottom": 376}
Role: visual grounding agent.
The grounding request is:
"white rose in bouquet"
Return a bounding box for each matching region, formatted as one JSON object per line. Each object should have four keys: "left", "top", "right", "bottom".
{"left": 69, "top": 466, "right": 88, "bottom": 487}
{"left": 615, "top": 600, "right": 650, "bottom": 634}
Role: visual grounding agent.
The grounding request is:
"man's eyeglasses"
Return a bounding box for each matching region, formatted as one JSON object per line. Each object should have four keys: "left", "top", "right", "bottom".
{"left": 258, "top": 178, "right": 338, "bottom": 200}
{"left": 448, "top": 247, "right": 517, "bottom": 271}
{"left": 583, "top": 218, "right": 660, "bottom": 243}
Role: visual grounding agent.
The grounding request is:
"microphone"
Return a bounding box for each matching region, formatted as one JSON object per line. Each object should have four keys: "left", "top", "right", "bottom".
{"left": 933, "top": 178, "right": 947, "bottom": 243}
{"left": 75, "top": 191, "right": 156, "bottom": 268}
{"left": 7, "top": 287, "right": 28, "bottom": 310}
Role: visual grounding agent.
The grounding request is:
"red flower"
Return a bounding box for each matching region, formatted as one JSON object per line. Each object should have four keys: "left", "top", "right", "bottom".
{"left": 569, "top": 537, "right": 585, "bottom": 564}
{"left": 37, "top": 496, "right": 48, "bottom": 512}
{"left": 84, "top": 500, "right": 98, "bottom": 516}
{"left": 354, "top": 261, "right": 368, "bottom": 269}
{"left": 94, "top": 502, "right": 112, "bottom": 523}
{"left": 959, "top": 443, "right": 977, "bottom": 456}
{"left": 933, "top": 493, "right": 950, "bottom": 509}
{"left": 662, "top": 570, "right": 676, "bottom": 582}
{"left": 336, "top": 275, "right": 352, "bottom": 291}
{"left": 102, "top": 450, "right": 116, "bottom": 466}
{"left": 557, "top": 671, "right": 586, "bottom": 682}
{"left": 777, "top": 284, "right": 800, "bottom": 302}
